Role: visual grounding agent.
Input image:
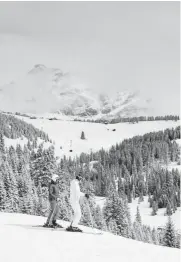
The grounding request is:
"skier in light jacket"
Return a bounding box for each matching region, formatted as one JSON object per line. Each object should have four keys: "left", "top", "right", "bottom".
{"left": 67, "top": 174, "right": 89, "bottom": 232}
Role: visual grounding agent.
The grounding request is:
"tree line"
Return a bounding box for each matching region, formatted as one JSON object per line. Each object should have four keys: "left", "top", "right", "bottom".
{"left": 0, "top": 114, "right": 180, "bottom": 249}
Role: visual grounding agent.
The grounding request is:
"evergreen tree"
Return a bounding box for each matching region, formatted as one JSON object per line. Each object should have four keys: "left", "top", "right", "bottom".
{"left": 175, "top": 234, "right": 181, "bottom": 249}
{"left": 133, "top": 221, "right": 144, "bottom": 241}
{"left": 94, "top": 205, "right": 107, "bottom": 231}
{"left": 152, "top": 228, "right": 159, "bottom": 245}
{"left": 163, "top": 217, "right": 176, "bottom": 248}
{"left": 0, "top": 176, "right": 7, "bottom": 211}
{"left": 81, "top": 199, "right": 94, "bottom": 227}
{"left": 0, "top": 132, "right": 5, "bottom": 154}
{"left": 135, "top": 206, "right": 142, "bottom": 224}
{"left": 81, "top": 131, "right": 86, "bottom": 140}
{"left": 165, "top": 201, "right": 172, "bottom": 216}
{"left": 108, "top": 219, "right": 118, "bottom": 235}
{"left": 151, "top": 201, "right": 158, "bottom": 216}
{"left": 103, "top": 192, "right": 131, "bottom": 238}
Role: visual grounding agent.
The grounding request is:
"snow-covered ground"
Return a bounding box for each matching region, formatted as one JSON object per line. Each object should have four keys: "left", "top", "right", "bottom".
{"left": 129, "top": 197, "right": 181, "bottom": 231}
{"left": 0, "top": 212, "right": 179, "bottom": 262}
{"left": 167, "top": 161, "right": 181, "bottom": 172}
{"left": 95, "top": 196, "right": 181, "bottom": 231}
{"left": 14, "top": 117, "right": 179, "bottom": 158}
{"left": 4, "top": 136, "right": 28, "bottom": 149}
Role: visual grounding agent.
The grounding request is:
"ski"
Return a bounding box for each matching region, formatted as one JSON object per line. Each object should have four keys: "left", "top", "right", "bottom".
{"left": 32, "top": 225, "right": 103, "bottom": 235}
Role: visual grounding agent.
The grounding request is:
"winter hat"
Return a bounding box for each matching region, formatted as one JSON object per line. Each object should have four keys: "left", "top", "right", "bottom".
{"left": 52, "top": 174, "right": 59, "bottom": 182}
{"left": 76, "top": 171, "right": 82, "bottom": 181}
{"left": 76, "top": 175, "right": 82, "bottom": 181}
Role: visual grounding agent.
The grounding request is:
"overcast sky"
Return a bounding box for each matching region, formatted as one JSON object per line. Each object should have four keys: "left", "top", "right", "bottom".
{"left": 0, "top": 2, "right": 180, "bottom": 115}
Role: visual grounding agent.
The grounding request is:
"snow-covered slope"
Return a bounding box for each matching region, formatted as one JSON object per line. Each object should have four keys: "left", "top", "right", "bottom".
{"left": 129, "top": 197, "right": 181, "bottom": 231}
{"left": 0, "top": 212, "right": 179, "bottom": 262}
{"left": 15, "top": 117, "right": 179, "bottom": 158}
{"left": 95, "top": 196, "right": 181, "bottom": 231}
{"left": 0, "top": 64, "right": 152, "bottom": 118}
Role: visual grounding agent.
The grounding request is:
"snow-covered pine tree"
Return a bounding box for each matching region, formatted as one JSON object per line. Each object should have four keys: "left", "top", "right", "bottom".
{"left": 151, "top": 201, "right": 158, "bottom": 216}
{"left": 165, "top": 200, "right": 172, "bottom": 216}
{"left": 0, "top": 132, "right": 5, "bottom": 154}
{"left": 30, "top": 144, "right": 44, "bottom": 186}
{"left": 133, "top": 221, "right": 144, "bottom": 242}
{"left": 2, "top": 160, "right": 19, "bottom": 212}
{"left": 22, "top": 168, "right": 34, "bottom": 215}
{"left": 41, "top": 146, "right": 57, "bottom": 186}
{"left": 81, "top": 199, "right": 95, "bottom": 227}
{"left": 103, "top": 191, "right": 131, "bottom": 238}
{"left": 152, "top": 227, "right": 159, "bottom": 245}
{"left": 142, "top": 225, "right": 153, "bottom": 244}
{"left": 163, "top": 216, "right": 176, "bottom": 248}
{"left": 135, "top": 206, "right": 142, "bottom": 224}
{"left": 93, "top": 205, "right": 107, "bottom": 231}
{"left": 58, "top": 196, "right": 72, "bottom": 222}
{"left": 175, "top": 233, "right": 181, "bottom": 249}
{"left": 0, "top": 176, "right": 7, "bottom": 211}
{"left": 107, "top": 219, "right": 119, "bottom": 235}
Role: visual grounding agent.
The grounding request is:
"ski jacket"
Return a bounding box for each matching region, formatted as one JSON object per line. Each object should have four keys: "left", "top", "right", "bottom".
{"left": 70, "top": 179, "right": 84, "bottom": 207}
{"left": 49, "top": 181, "right": 59, "bottom": 201}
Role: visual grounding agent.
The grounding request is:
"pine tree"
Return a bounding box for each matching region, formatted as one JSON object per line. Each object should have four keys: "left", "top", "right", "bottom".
{"left": 152, "top": 228, "right": 159, "bottom": 245}
{"left": 135, "top": 206, "right": 142, "bottom": 224}
{"left": 165, "top": 201, "right": 172, "bottom": 216}
{"left": 81, "top": 199, "right": 94, "bottom": 227}
{"left": 81, "top": 131, "right": 86, "bottom": 140}
{"left": 2, "top": 160, "right": 19, "bottom": 212}
{"left": 108, "top": 219, "right": 118, "bottom": 235}
{"left": 103, "top": 192, "right": 131, "bottom": 238}
{"left": 133, "top": 221, "right": 144, "bottom": 241}
{"left": 163, "top": 216, "right": 176, "bottom": 248}
{"left": 94, "top": 205, "right": 107, "bottom": 231}
{"left": 151, "top": 201, "right": 158, "bottom": 216}
{"left": 175, "top": 233, "right": 181, "bottom": 249}
{"left": 58, "top": 196, "right": 72, "bottom": 222}
{"left": 0, "top": 177, "right": 7, "bottom": 211}
{"left": 0, "top": 132, "right": 5, "bottom": 154}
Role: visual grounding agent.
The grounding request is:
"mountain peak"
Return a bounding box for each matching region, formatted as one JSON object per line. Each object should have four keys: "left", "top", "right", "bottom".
{"left": 0, "top": 64, "right": 152, "bottom": 117}
{"left": 28, "top": 64, "right": 47, "bottom": 74}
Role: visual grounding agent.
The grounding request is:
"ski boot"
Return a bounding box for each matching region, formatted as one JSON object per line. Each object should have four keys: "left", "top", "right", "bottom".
{"left": 72, "top": 227, "right": 83, "bottom": 233}
{"left": 43, "top": 222, "right": 56, "bottom": 229}
{"left": 43, "top": 223, "right": 49, "bottom": 228}
{"left": 52, "top": 220, "right": 63, "bottom": 228}
{"left": 66, "top": 225, "right": 82, "bottom": 232}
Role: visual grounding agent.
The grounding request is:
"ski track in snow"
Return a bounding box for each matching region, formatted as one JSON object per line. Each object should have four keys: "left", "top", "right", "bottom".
{"left": 0, "top": 212, "right": 180, "bottom": 262}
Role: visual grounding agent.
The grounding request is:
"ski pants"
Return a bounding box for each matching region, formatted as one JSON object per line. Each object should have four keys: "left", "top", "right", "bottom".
{"left": 46, "top": 200, "right": 59, "bottom": 225}
{"left": 71, "top": 202, "right": 82, "bottom": 227}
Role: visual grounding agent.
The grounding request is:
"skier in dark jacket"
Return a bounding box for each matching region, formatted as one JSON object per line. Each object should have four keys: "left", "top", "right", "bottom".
{"left": 43, "top": 174, "right": 62, "bottom": 228}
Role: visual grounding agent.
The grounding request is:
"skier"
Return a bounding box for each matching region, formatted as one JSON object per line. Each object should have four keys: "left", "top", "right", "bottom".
{"left": 43, "top": 174, "right": 62, "bottom": 228}
{"left": 66, "top": 174, "right": 89, "bottom": 232}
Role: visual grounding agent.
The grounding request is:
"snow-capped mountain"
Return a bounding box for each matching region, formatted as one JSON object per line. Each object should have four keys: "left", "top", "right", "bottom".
{"left": 0, "top": 64, "right": 152, "bottom": 119}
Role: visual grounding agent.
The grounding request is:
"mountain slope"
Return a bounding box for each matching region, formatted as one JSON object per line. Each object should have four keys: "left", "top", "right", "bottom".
{"left": 0, "top": 64, "right": 152, "bottom": 118}
{"left": 0, "top": 212, "right": 179, "bottom": 262}
{"left": 15, "top": 116, "right": 179, "bottom": 157}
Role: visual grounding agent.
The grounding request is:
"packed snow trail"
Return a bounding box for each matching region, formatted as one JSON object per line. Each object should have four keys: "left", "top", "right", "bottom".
{"left": 0, "top": 212, "right": 179, "bottom": 262}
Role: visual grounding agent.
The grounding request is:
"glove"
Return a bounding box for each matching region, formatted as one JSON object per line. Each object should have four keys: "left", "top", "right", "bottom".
{"left": 85, "top": 193, "right": 89, "bottom": 199}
